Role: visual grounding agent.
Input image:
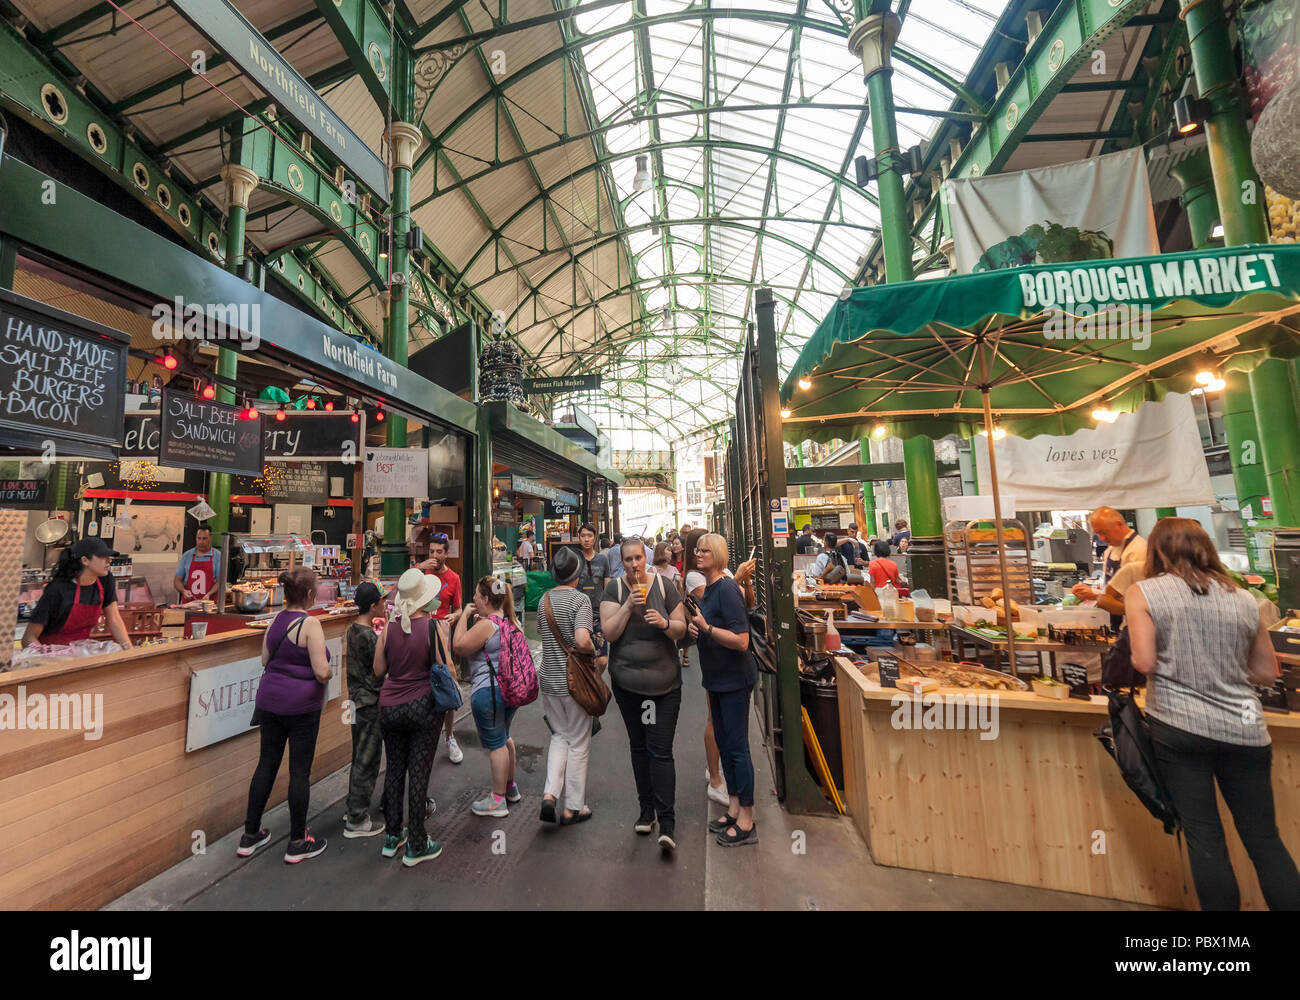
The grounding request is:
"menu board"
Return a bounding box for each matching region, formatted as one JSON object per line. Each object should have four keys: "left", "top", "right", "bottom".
{"left": 877, "top": 653, "right": 901, "bottom": 689}
{"left": 0, "top": 289, "right": 128, "bottom": 458}
{"left": 264, "top": 461, "right": 329, "bottom": 504}
{"left": 159, "top": 388, "right": 263, "bottom": 477}
{"left": 0, "top": 478, "right": 48, "bottom": 508}
{"left": 122, "top": 410, "right": 359, "bottom": 461}
{"left": 1061, "top": 662, "right": 1091, "bottom": 700}
{"left": 811, "top": 512, "right": 843, "bottom": 531}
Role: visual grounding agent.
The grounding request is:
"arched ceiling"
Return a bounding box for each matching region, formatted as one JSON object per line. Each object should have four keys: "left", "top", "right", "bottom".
{"left": 407, "top": 0, "right": 1013, "bottom": 444}
{"left": 4, "top": 0, "right": 1038, "bottom": 446}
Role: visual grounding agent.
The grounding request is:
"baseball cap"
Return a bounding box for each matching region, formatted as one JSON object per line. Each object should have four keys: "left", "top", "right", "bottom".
{"left": 72, "top": 537, "right": 117, "bottom": 560}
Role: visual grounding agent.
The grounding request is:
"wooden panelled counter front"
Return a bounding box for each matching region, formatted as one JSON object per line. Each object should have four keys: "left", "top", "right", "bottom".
{"left": 0, "top": 614, "right": 357, "bottom": 910}
{"left": 834, "top": 659, "right": 1300, "bottom": 909}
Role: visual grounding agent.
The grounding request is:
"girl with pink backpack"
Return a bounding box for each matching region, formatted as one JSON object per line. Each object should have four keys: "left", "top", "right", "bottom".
{"left": 452, "top": 576, "right": 538, "bottom": 818}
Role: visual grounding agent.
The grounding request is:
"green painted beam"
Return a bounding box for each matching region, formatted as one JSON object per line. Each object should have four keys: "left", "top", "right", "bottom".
{"left": 0, "top": 155, "right": 479, "bottom": 435}
{"left": 314, "top": 0, "right": 410, "bottom": 115}
{"left": 785, "top": 461, "right": 960, "bottom": 485}
{"left": 110, "top": 10, "right": 324, "bottom": 112}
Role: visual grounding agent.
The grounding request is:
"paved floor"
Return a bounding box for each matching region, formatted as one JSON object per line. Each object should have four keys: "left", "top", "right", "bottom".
{"left": 108, "top": 613, "right": 1148, "bottom": 911}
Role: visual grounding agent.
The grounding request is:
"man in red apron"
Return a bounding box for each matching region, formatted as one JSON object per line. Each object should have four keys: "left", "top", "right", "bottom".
{"left": 174, "top": 525, "right": 222, "bottom": 602}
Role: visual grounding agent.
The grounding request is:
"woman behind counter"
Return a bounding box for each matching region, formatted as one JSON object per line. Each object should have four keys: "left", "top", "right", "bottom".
{"left": 24, "top": 538, "right": 132, "bottom": 649}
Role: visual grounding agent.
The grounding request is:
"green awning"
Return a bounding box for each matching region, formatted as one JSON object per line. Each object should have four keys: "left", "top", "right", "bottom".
{"left": 781, "top": 244, "right": 1300, "bottom": 444}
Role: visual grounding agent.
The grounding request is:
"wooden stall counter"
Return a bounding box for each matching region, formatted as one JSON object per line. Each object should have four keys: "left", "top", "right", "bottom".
{"left": 0, "top": 611, "right": 357, "bottom": 910}
{"left": 834, "top": 658, "right": 1299, "bottom": 910}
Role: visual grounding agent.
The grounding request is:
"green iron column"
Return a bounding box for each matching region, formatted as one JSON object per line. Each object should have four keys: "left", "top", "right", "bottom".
{"left": 1222, "top": 371, "right": 1269, "bottom": 531}
{"left": 1249, "top": 360, "right": 1300, "bottom": 527}
{"left": 850, "top": 6, "right": 944, "bottom": 590}
{"left": 471, "top": 326, "right": 493, "bottom": 586}
{"left": 1182, "top": 0, "right": 1269, "bottom": 246}
{"left": 211, "top": 163, "right": 259, "bottom": 545}
{"left": 1170, "top": 150, "right": 1220, "bottom": 250}
{"left": 859, "top": 437, "right": 876, "bottom": 537}
{"left": 795, "top": 442, "right": 806, "bottom": 499}
{"left": 379, "top": 119, "right": 423, "bottom": 576}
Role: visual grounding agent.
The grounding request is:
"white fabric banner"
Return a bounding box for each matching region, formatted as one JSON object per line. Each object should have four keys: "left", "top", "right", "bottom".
{"left": 947, "top": 148, "right": 1159, "bottom": 274}
{"left": 975, "top": 393, "right": 1214, "bottom": 511}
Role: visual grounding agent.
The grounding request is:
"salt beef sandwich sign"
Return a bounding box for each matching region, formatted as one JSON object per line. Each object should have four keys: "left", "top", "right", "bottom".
{"left": 0, "top": 289, "right": 128, "bottom": 460}
{"left": 159, "top": 388, "right": 263, "bottom": 477}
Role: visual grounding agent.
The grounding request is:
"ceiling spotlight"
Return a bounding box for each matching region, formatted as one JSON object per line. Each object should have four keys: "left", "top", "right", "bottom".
{"left": 1091, "top": 406, "right": 1119, "bottom": 424}
{"left": 872, "top": 424, "right": 888, "bottom": 439}
{"left": 379, "top": 231, "right": 390, "bottom": 260}
{"left": 1195, "top": 369, "right": 1216, "bottom": 386}
{"left": 797, "top": 377, "right": 812, "bottom": 390}
{"left": 779, "top": 409, "right": 791, "bottom": 419}
{"left": 493, "top": 486, "right": 500, "bottom": 498}
{"left": 1173, "top": 95, "right": 1211, "bottom": 135}
{"left": 1206, "top": 376, "right": 1226, "bottom": 392}
{"left": 977, "top": 426, "right": 1007, "bottom": 439}
{"left": 633, "top": 154, "right": 652, "bottom": 193}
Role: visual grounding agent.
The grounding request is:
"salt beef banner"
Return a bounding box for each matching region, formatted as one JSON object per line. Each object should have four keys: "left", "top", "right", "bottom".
{"left": 947, "top": 148, "right": 1159, "bottom": 274}
{"left": 976, "top": 393, "right": 1214, "bottom": 511}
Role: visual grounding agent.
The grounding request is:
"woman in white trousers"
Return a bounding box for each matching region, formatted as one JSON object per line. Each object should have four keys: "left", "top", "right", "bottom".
{"left": 536, "top": 547, "right": 597, "bottom": 824}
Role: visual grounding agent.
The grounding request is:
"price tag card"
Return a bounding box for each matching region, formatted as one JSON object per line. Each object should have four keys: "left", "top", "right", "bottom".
{"left": 1060, "top": 661, "right": 1091, "bottom": 700}
{"left": 877, "top": 654, "right": 901, "bottom": 689}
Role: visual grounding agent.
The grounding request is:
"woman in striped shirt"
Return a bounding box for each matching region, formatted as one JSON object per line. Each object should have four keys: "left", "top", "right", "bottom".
{"left": 1127, "top": 517, "right": 1300, "bottom": 910}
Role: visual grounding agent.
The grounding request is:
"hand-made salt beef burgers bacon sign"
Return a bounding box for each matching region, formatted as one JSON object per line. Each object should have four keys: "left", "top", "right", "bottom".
{"left": 0, "top": 289, "right": 128, "bottom": 459}
{"left": 159, "top": 388, "right": 263, "bottom": 477}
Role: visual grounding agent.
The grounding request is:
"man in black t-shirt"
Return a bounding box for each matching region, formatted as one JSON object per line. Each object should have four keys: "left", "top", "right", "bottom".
{"left": 795, "top": 524, "right": 817, "bottom": 554}
{"left": 574, "top": 523, "right": 610, "bottom": 664}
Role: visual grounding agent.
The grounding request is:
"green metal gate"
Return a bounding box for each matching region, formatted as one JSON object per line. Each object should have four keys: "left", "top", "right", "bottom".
{"left": 723, "top": 288, "right": 825, "bottom": 813}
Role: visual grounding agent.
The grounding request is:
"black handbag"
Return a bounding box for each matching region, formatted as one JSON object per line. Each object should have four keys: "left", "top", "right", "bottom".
{"left": 1093, "top": 688, "right": 1180, "bottom": 835}
{"left": 1101, "top": 627, "right": 1146, "bottom": 688}
{"left": 748, "top": 609, "right": 777, "bottom": 675}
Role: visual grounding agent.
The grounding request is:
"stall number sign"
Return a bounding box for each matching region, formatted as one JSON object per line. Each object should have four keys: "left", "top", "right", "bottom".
{"left": 0, "top": 290, "right": 128, "bottom": 455}
{"left": 159, "top": 389, "right": 264, "bottom": 477}
{"left": 364, "top": 447, "right": 429, "bottom": 498}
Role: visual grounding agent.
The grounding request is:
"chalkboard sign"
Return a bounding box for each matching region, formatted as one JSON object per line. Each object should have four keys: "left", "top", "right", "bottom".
{"left": 878, "top": 653, "right": 901, "bottom": 689}
{"left": 1061, "top": 662, "right": 1091, "bottom": 700}
{"left": 159, "top": 388, "right": 263, "bottom": 477}
{"left": 547, "top": 499, "right": 577, "bottom": 517}
{"left": 264, "top": 461, "right": 329, "bottom": 504}
{"left": 123, "top": 410, "right": 358, "bottom": 461}
{"left": 0, "top": 289, "right": 128, "bottom": 459}
{"left": 0, "top": 478, "right": 48, "bottom": 508}
{"left": 811, "top": 512, "right": 842, "bottom": 531}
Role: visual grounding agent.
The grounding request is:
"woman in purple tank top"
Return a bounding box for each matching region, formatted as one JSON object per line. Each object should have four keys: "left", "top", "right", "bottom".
{"left": 238, "top": 568, "right": 333, "bottom": 864}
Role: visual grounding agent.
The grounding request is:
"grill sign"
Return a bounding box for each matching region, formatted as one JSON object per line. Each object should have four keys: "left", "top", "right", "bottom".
{"left": 159, "top": 389, "right": 264, "bottom": 477}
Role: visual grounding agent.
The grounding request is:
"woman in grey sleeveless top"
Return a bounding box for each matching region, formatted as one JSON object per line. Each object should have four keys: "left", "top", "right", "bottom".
{"left": 1127, "top": 517, "right": 1300, "bottom": 910}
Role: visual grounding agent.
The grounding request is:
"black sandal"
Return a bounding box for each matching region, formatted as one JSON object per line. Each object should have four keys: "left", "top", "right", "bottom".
{"left": 539, "top": 799, "right": 557, "bottom": 824}
{"left": 716, "top": 822, "right": 758, "bottom": 847}
{"left": 707, "top": 814, "right": 736, "bottom": 834}
{"left": 560, "top": 808, "right": 593, "bottom": 825}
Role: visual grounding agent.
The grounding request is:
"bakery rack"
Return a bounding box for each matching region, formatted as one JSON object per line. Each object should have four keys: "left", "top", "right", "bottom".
{"left": 944, "top": 518, "right": 1033, "bottom": 607}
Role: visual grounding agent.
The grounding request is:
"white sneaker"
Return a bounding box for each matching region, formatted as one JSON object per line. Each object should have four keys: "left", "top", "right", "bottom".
{"left": 707, "top": 781, "right": 730, "bottom": 806}
{"left": 447, "top": 736, "right": 464, "bottom": 764}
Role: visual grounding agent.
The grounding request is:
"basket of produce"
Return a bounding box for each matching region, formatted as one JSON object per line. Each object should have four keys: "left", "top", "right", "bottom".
{"left": 1031, "top": 675, "right": 1070, "bottom": 700}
